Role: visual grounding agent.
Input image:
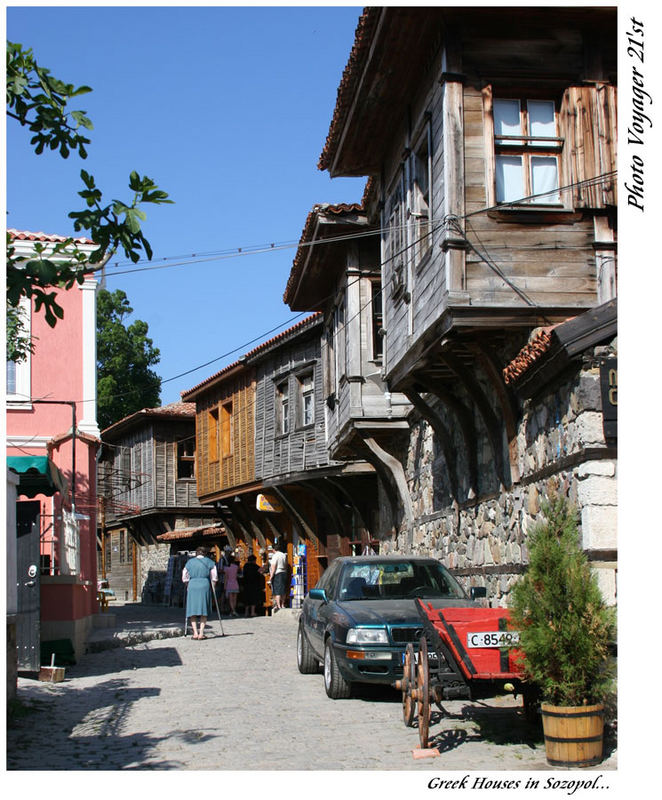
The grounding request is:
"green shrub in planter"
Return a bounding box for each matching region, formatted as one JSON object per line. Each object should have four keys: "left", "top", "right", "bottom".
{"left": 510, "top": 496, "right": 615, "bottom": 707}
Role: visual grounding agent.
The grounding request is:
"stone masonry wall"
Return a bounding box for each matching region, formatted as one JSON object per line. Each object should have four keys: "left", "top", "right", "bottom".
{"left": 139, "top": 543, "right": 172, "bottom": 604}
{"left": 382, "top": 341, "right": 617, "bottom": 606}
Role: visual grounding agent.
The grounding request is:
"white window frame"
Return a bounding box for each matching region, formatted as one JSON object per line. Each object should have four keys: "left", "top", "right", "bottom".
{"left": 6, "top": 297, "right": 32, "bottom": 407}
{"left": 385, "top": 170, "right": 407, "bottom": 301}
{"left": 410, "top": 123, "right": 432, "bottom": 264}
{"left": 333, "top": 296, "right": 346, "bottom": 394}
{"left": 369, "top": 280, "right": 383, "bottom": 362}
{"left": 297, "top": 372, "right": 315, "bottom": 428}
{"left": 492, "top": 97, "right": 563, "bottom": 205}
{"left": 277, "top": 381, "right": 289, "bottom": 436}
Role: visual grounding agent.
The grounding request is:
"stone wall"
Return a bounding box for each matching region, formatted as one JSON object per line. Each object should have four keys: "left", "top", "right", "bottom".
{"left": 138, "top": 543, "right": 172, "bottom": 604}
{"left": 382, "top": 342, "right": 617, "bottom": 606}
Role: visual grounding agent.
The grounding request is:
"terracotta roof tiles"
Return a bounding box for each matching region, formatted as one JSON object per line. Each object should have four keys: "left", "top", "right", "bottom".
{"left": 101, "top": 401, "right": 196, "bottom": 437}
{"left": 8, "top": 228, "right": 96, "bottom": 245}
{"left": 318, "top": 8, "right": 379, "bottom": 172}
{"left": 182, "top": 313, "right": 322, "bottom": 399}
{"left": 156, "top": 525, "right": 225, "bottom": 542}
{"left": 502, "top": 327, "right": 557, "bottom": 385}
{"left": 283, "top": 202, "right": 364, "bottom": 304}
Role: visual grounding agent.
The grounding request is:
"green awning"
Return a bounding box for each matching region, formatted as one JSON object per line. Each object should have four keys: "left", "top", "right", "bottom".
{"left": 7, "top": 455, "right": 68, "bottom": 498}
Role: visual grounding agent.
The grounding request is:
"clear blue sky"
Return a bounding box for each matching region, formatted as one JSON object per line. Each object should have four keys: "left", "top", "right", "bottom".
{"left": 7, "top": 4, "right": 365, "bottom": 406}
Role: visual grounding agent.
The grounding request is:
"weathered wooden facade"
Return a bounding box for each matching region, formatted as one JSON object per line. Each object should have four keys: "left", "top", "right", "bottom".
{"left": 316, "top": 6, "right": 617, "bottom": 602}
{"left": 98, "top": 402, "right": 218, "bottom": 602}
{"left": 183, "top": 315, "right": 378, "bottom": 601}
{"left": 283, "top": 202, "right": 412, "bottom": 535}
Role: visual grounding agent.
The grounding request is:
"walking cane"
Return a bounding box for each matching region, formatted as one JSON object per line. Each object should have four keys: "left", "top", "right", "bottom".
{"left": 212, "top": 581, "right": 225, "bottom": 637}
{"left": 183, "top": 583, "right": 189, "bottom": 637}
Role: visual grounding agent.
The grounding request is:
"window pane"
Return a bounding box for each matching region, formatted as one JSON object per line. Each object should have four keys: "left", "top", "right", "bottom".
{"left": 528, "top": 100, "right": 556, "bottom": 143}
{"left": 7, "top": 360, "right": 16, "bottom": 395}
{"left": 493, "top": 99, "right": 521, "bottom": 143}
{"left": 531, "top": 156, "right": 559, "bottom": 202}
{"left": 496, "top": 155, "right": 523, "bottom": 202}
{"left": 303, "top": 394, "right": 314, "bottom": 426}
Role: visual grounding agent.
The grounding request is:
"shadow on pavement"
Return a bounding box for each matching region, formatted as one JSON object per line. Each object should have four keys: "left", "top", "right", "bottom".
{"left": 7, "top": 677, "right": 185, "bottom": 770}
{"left": 68, "top": 645, "right": 184, "bottom": 678}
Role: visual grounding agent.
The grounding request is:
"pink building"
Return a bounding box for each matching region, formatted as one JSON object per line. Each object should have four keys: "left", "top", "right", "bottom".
{"left": 7, "top": 229, "right": 101, "bottom": 666}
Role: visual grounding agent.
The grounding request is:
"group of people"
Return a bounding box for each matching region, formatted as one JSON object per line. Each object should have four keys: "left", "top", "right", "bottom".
{"left": 182, "top": 542, "right": 289, "bottom": 638}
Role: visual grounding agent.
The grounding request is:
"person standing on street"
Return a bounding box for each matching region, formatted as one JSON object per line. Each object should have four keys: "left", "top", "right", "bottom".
{"left": 242, "top": 554, "right": 263, "bottom": 617}
{"left": 269, "top": 541, "right": 288, "bottom": 613}
{"left": 183, "top": 546, "right": 217, "bottom": 639}
{"left": 223, "top": 554, "right": 240, "bottom": 616}
{"left": 216, "top": 546, "right": 232, "bottom": 614}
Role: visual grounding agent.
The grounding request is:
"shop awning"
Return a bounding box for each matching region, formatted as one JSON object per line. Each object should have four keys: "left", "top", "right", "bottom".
{"left": 7, "top": 455, "right": 68, "bottom": 498}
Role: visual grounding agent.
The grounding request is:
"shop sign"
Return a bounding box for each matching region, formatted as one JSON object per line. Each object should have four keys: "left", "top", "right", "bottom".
{"left": 256, "top": 493, "right": 283, "bottom": 513}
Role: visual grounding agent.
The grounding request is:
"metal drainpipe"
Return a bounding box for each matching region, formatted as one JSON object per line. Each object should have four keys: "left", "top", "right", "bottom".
{"left": 33, "top": 400, "right": 77, "bottom": 510}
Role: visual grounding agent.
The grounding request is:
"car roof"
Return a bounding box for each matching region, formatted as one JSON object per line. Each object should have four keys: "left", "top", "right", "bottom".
{"left": 333, "top": 555, "right": 442, "bottom": 565}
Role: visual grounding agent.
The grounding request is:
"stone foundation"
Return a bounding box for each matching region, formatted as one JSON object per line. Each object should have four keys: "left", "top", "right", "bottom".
{"left": 382, "top": 342, "right": 617, "bottom": 606}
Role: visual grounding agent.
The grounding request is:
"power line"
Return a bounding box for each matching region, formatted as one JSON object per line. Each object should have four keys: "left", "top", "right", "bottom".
{"left": 96, "top": 171, "right": 617, "bottom": 278}
{"left": 24, "top": 170, "right": 617, "bottom": 410}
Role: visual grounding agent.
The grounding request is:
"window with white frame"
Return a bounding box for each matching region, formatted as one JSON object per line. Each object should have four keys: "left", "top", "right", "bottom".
{"left": 493, "top": 98, "right": 562, "bottom": 204}
{"left": 333, "top": 297, "right": 346, "bottom": 392}
{"left": 277, "top": 381, "right": 289, "bottom": 435}
{"left": 298, "top": 372, "right": 315, "bottom": 427}
{"left": 411, "top": 127, "right": 431, "bottom": 262}
{"left": 6, "top": 298, "right": 31, "bottom": 405}
{"left": 385, "top": 172, "right": 407, "bottom": 299}
{"left": 370, "top": 281, "right": 383, "bottom": 361}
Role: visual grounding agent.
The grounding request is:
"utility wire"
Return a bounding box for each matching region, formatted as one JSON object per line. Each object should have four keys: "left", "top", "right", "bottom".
{"left": 97, "top": 170, "right": 617, "bottom": 275}
{"left": 31, "top": 170, "right": 616, "bottom": 410}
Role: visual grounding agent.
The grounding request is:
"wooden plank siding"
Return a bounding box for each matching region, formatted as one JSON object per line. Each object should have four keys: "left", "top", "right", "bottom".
{"left": 100, "top": 417, "right": 208, "bottom": 525}
{"left": 380, "top": 70, "right": 614, "bottom": 385}
{"left": 253, "top": 325, "right": 331, "bottom": 480}
{"left": 195, "top": 369, "right": 256, "bottom": 502}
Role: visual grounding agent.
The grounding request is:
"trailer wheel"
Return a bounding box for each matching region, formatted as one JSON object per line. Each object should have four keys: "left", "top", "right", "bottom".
{"left": 402, "top": 642, "right": 417, "bottom": 726}
{"left": 324, "top": 639, "right": 351, "bottom": 699}
{"left": 416, "top": 635, "right": 431, "bottom": 748}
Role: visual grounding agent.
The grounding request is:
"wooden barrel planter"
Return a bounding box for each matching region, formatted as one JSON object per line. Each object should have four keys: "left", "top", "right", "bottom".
{"left": 541, "top": 703, "right": 605, "bottom": 767}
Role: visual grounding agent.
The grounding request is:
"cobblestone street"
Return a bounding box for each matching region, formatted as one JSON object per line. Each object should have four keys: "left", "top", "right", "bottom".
{"left": 7, "top": 608, "right": 616, "bottom": 773}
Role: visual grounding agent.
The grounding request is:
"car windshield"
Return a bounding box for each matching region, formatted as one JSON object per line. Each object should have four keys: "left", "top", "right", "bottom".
{"left": 336, "top": 561, "right": 466, "bottom": 601}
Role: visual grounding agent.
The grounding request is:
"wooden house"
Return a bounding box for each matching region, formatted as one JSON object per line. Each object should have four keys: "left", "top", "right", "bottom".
{"left": 98, "top": 402, "right": 219, "bottom": 603}
{"left": 317, "top": 6, "right": 617, "bottom": 602}
{"left": 283, "top": 202, "right": 412, "bottom": 537}
{"left": 183, "top": 315, "right": 376, "bottom": 604}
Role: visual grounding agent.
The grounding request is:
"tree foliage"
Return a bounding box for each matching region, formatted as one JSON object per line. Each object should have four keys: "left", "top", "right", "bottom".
{"left": 97, "top": 288, "right": 161, "bottom": 430}
{"left": 6, "top": 41, "right": 172, "bottom": 359}
{"left": 509, "top": 496, "right": 615, "bottom": 706}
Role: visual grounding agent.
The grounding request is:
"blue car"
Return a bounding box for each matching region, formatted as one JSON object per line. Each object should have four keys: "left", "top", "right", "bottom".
{"left": 296, "top": 555, "right": 482, "bottom": 699}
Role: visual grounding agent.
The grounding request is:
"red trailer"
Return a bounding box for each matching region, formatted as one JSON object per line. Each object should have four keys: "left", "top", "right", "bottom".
{"left": 397, "top": 599, "right": 537, "bottom": 748}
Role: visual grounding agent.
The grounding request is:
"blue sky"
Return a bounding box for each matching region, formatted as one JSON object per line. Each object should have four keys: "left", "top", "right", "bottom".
{"left": 7, "top": 4, "right": 364, "bottom": 406}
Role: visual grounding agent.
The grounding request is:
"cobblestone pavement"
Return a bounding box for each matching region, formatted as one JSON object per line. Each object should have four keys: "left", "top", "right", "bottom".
{"left": 7, "top": 609, "right": 617, "bottom": 772}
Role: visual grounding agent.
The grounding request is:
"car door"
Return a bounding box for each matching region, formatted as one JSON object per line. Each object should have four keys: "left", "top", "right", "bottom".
{"left": 307, "top": 560, "right": 342, "bottom": 657}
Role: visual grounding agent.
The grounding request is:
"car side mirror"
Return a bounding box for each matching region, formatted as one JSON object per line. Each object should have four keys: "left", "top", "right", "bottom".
{"left": 470, "top": 586, "right": 487, "bottom": 600}
{"left": 308, "top": 587, "right": 327, "bottom": 603}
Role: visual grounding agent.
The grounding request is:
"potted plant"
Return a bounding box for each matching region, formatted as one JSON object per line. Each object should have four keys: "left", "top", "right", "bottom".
{"left": 510, "top": 495, "right": 616, "bottom": 767}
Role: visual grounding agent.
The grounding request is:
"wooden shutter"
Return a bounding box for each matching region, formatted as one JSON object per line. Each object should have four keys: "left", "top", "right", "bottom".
{"left": 560, "top": 85, "right": 617, "bottom": 209}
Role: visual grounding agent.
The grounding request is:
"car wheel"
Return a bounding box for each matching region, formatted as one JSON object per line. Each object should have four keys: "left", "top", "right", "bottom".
{"left": 324, "top": 638, "right": 351, "bottom": 699}
{"left": 297, "top": 623, "right": 319, "bottom": 674}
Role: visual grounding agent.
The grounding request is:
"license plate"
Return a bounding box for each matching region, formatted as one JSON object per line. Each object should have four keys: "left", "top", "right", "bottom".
{"left": 401, "top": 650, "right": 438, "bottom": 664}
{"left": 467, "top": 631, "right": 520, "bottom": 648}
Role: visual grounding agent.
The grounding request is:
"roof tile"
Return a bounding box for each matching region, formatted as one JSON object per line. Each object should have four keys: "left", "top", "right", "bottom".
{"left": 8, "top": 228, "right": 95, "bottom": 245}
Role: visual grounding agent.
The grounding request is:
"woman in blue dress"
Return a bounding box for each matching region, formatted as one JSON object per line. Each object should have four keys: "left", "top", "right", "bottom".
{"left": 182, "top": 546, "right": 218, "bottom": 639}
